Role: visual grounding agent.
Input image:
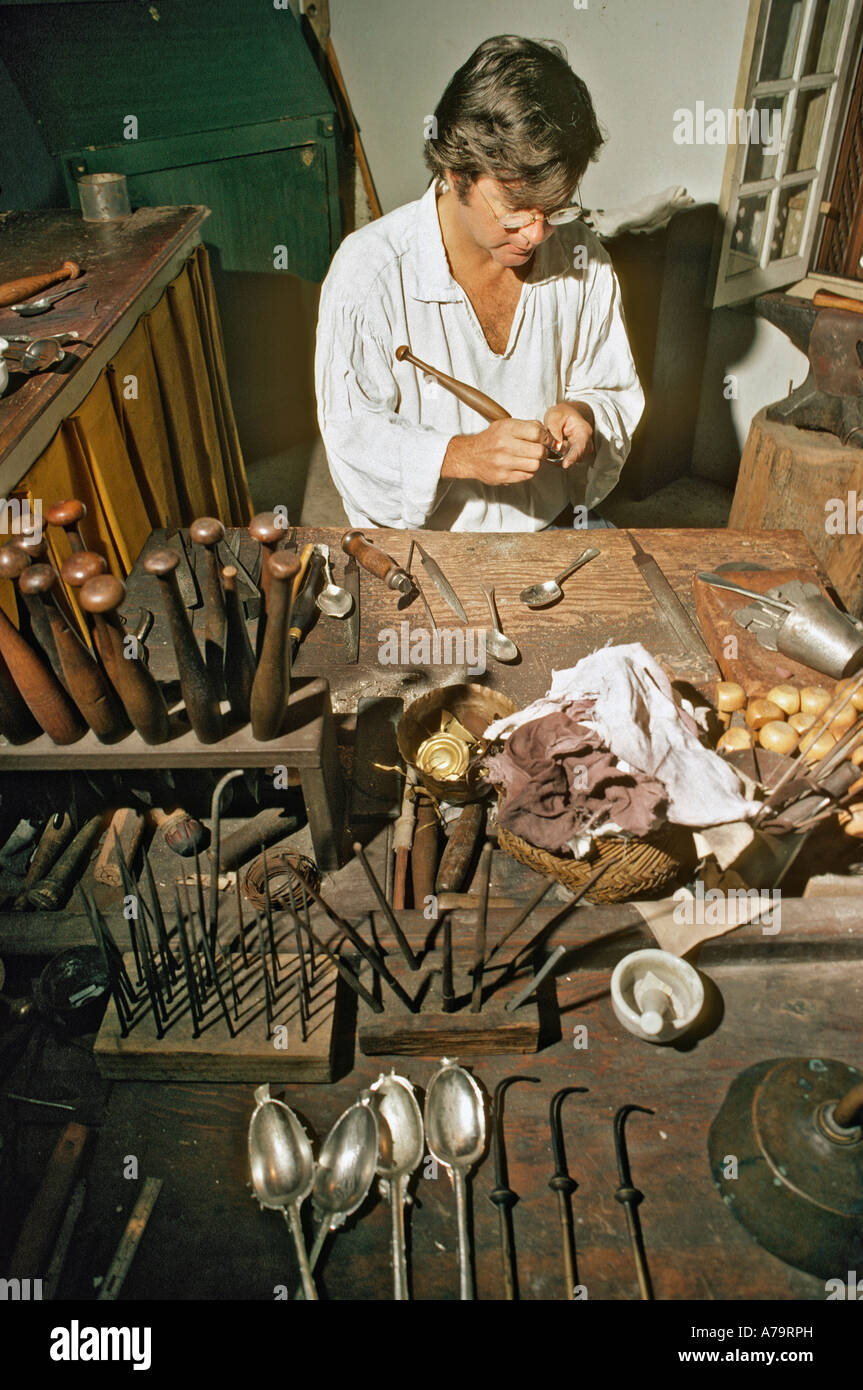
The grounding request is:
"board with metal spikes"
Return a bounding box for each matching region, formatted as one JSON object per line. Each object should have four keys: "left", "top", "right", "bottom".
{"left": 94, "top": 950, "right": 340, "bottom": 1081}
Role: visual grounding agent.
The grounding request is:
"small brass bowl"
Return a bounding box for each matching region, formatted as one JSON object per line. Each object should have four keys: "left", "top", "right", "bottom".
{"left": 397, "top": 682, "right": 517, "bottom": 803}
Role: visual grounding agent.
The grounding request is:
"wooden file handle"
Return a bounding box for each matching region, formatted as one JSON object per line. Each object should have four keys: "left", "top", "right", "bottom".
{"left": 395, "top": 344, "right": 510, "bottom": 423}
{"left": 341, "top": 530, "right": 411, "bottom": 593}
{"left": 435, "top": 802, "right": 485, "bottom": 894}
{"left": 0, "top": 260, "right": 81, "bottom": 309}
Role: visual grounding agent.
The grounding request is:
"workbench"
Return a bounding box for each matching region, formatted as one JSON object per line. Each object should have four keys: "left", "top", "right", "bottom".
{"left": 1, "top": 523, "right": 861, "bottom": 1304}
{"left": 0, "top": 207, "right": 251, "bottom": 615}
{"left": 0, "top": 206, "right": 209, "bottom": 493}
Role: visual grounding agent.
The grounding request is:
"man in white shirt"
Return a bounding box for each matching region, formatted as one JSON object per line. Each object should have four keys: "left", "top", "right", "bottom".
{"left": 315, "top": 35, "right": 644, "bottom": 532}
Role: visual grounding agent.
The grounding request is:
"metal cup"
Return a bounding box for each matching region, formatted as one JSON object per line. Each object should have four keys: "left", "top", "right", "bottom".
{"left": 777, "top": 596, "right": 863, "bottom": 679}
{"left": 77, "top": 172, "right": 131, "bottom": 222}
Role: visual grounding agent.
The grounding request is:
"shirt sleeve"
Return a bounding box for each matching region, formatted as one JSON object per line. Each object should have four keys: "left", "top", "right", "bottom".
{"left": 563, "top": 236, "right": 645, "bottom": 510}
{"left": 315, "top": 288, "right": 452, "bottom": 528}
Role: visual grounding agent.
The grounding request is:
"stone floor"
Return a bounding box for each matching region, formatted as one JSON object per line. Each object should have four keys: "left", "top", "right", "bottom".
{"left": 246, "top": 435, "right": 735, "bottom": 530}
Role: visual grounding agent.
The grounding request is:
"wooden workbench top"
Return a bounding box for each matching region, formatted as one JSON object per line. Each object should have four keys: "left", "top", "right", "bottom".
{"left": 0, "top": 205, "right": 209, "bottom": 490}
{"left": 128, "top": 524, "right": 832, "bottom": 713}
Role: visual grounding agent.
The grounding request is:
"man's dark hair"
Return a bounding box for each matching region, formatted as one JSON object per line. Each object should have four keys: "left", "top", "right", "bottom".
{"left": 424, "top": 35, "right": 604, "bottom": 210}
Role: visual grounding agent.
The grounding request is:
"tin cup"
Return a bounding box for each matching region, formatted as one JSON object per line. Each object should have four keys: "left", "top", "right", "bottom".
{"left": 777, "top": 596, "right": 863, "bottom": 679}
{"left": 77, "top": 172, "right": 131, "bottom": 222}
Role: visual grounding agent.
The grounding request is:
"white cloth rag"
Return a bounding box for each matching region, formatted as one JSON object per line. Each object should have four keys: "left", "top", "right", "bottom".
{"left": 484, "top": 643, "right": 761, "bottom": 828}
{"left": 585, "top": 186, "right": 695, "bottom": 239}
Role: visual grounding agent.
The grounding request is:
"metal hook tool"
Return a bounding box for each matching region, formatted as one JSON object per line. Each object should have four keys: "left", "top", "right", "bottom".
{"left": 613, "top": 1104, "right": 655, "bottom": 1300}
{"left": 548, "top": 1086, "right": 588, "bottom": 1299}
{"left": 490, "top": 1075, "right": 540, "bottom": 1300}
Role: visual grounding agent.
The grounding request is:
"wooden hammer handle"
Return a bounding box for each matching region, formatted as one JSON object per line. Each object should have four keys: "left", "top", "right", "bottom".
{"left": 0, "top": 260, "right": 81, "bottom": 309}
{"left": 813, "top": 289, "right": 863, "bottom": 315}
{"left": 395, "top": 345, "right": 510, "bottom": 423}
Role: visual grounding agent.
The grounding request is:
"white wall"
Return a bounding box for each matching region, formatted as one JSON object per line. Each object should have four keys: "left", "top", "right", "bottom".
{"left": 330, "top": 0, "right": 750, "bottom": 211}
{"left": 327, "top": 0, "right": 810, "bottom": 487}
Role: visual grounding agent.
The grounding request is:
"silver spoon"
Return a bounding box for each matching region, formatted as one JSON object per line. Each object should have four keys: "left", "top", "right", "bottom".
{"left": 3, "top": 331, "right": 82, "bottom": 344}
{"left": 315, "top": 544, "right": 352, "bottom": 618}
{"left": 13, "top": 281, "right": 88, "bottom": 315}
{"left": 1, "top": 339, "right": 66, "bottom": 374}
{"left": 371, "top": 1071, "right": 425, "bottom": 1300}
{"left": 424, "top": 1059, "right": 487, "bottom": 1299}
{"left": 519, "top": 546, "right": 600, "bottom": 608}
{"left": 481, "top": 584, "right": 519, "bottom": 663}
{"left": 247, "top": 1084, "right": 318, "bottom": 1301}
{"left": 301, "top": 1092, "right": 379, "bottom": 1294}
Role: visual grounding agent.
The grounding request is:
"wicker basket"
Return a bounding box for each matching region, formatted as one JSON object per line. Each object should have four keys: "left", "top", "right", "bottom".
{"left": 497, "top": 819, "right": 696, "bottom": 903}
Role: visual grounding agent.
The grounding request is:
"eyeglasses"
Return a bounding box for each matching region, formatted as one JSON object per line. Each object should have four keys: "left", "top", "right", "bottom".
{"left": 477, "top": 183, "right": 583, "bottom": 231}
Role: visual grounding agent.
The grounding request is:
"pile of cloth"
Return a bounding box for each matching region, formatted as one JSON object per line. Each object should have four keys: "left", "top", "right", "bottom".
{"left": 484, "top": 644, "right": 761, "bottom": 857}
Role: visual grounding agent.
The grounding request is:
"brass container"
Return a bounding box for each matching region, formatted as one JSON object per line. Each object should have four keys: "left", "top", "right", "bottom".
{"left": 397, "top": 683, "right": 517, "bottom": 803}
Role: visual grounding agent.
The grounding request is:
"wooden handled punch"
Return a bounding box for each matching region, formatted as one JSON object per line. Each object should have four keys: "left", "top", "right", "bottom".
{"left": 342, "top": 530, "right": 412, "bottom": 595}
{"left": 79, "top": 574, "right": 171, "bottom": 745}
{"left": 0, "top": 604, "right": 85, "bottom": 744}
{"left": 0, "top": 543, "right": 64, "bottom": 679}
{"left": 0, "top": 645, "right": 40, "bottom": 743}
{"left": 395, "top": 344, "right": 510, "bottom": 423}
{"left": 250, "top": 550, "right": 300, "bottom": 741}
{"left": 143, "top": 548, "right": 223, "bottom": 744}
{"left": 435, "top": 802, "right": 485, "bottom": 894}
{"left": 0, "top": 260, "right": 80, "bottom": 310}
{"left": 248, "top": 512, "right": 285, "bottom": 603}
{"left": 222, "top": 565, "right": 255, "bottom": 725}
{"left": 249, "top": 512, "right": 289, "bottom": 662}
{"left": 189, "top": 517, "right": 228, "bottom": 700}
{"left": 288, "top": 548, "right": 326, "bottom": 660}
{"left": 60, "top": 549, "right": 106, "bottom": 649}
{"left": 7, "top": 527, "right": 46, "bottom": 560}
{"left": 45, "top": 499, "right": 88, "bottom": 554}
{"left": 25, "top": 813, "right": 105, "bottom": 910}
{"left": 411, "top": 796, "right": 439, "bottom": 907}
{"left": 18, "top": 564, "right": 128, "bottom": 742}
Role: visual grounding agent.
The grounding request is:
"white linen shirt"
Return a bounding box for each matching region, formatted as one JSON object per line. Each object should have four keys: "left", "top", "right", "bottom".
{"left": 315, "top": 181, "right": 644, "bottom": 531}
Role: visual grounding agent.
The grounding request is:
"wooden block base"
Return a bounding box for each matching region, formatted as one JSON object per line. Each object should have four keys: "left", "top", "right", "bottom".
{"left": 357, "top": 951, "right": 542, "bottom": 1055}
{"left": 94, "top": 954, "right": 339, "bottom": 1081}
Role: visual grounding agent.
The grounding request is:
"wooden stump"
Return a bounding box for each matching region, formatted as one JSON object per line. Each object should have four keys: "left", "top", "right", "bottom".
{"left": 730, "top": 408, "right": 863, "bottom": 616}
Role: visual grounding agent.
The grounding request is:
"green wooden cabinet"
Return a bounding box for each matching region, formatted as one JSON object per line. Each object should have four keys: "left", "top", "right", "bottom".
{"left": 1, "top": 0, "right": 341, "bottom": 282}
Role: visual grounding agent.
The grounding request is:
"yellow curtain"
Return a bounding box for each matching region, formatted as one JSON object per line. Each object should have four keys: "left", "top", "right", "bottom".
{"left": 2, "top": 246, "right": 252, "bottom": 627}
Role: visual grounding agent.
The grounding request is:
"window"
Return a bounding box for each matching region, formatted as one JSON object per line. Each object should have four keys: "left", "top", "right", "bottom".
{"left": 712, "top": 0, "right": 862, "bottom": 307}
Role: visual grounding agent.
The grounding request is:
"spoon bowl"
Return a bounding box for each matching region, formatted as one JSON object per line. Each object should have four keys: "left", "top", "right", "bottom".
{"left": 371, "top": 1071, "right": 425, "bottom": 1299}
{"left": 315, "top": 545, "right": 353, "bottom": 618}
{"left": 248, "top": 1084, "right": 318, "bottom": 1300}
{"left": 13, "top": 281, "right": 88, "bottom": 315}
{"left": 424, "top": 1060, "right": 486, "bottom": 1299}
{"left": 481, "top": 584, "right": 519, "bottom": 663}
{"left": 298, "top": 1093, "right": 380, "bottom": 1296}
{"left": 519, "top": 546, "right": 600, "bottom": 609}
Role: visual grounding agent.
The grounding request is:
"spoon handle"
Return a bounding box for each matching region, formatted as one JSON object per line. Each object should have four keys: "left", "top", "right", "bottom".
{"left": 453, "top": 1169, "right": 474, "bottom": 1300}
{"left": 391, "top": 1176, "right": 410, "bottom": 1300}
{"left": 695, "top": 572, "right": 793, "bottom": 611}
{"left": 285, "top": 1206, "right": 318, "bottom": 1301}
{"left": 554, "top": 546, "right": 600, "bottom": 586}
{"left": 481, "top": 584, "right": 499, "bottom": 631}
{"left": 294, "top": 1217, "right": 331, "bottom": 1299}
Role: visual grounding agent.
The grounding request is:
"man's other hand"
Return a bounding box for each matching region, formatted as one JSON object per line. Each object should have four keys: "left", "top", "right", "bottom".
{"left": 441, "top": 418, "right": 551, "bottom": 485}
{"left": 544, "top": 401, "right": 595, "bottom": 468}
